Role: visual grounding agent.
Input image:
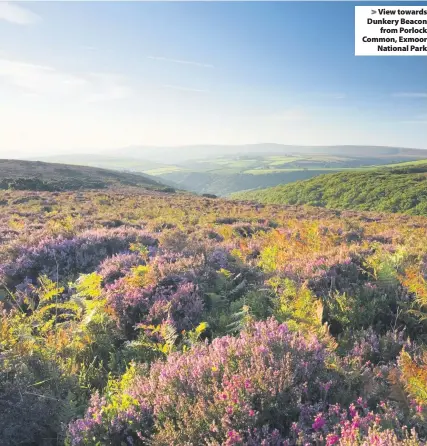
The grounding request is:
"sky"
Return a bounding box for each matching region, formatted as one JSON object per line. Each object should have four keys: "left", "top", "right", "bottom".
{"left": 0, "top": 1, "right": 426, "bottom": 157}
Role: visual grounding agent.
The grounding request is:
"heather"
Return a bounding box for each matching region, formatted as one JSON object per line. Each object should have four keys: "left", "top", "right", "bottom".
{"left": 0, "top": 159, "right": 167, "bottom": 191}
{"left": 0, "top": 187, "right": 427, "bottom": 445}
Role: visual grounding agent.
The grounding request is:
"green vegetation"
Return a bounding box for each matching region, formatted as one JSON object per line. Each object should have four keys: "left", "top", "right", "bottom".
{"left": 1, "top": 179, "right": 427, "bottom": 444}
{"left": 155, "top": 153, "right": 427, "bottom": 196}
{"left": 160, "top": 169, "right": 346, "bottom": 196}
{"left": 233, "top": 163, "right": 427, "bottom": 215}
{"left": 1, "top": 157, "right": 427, "bottom": 444}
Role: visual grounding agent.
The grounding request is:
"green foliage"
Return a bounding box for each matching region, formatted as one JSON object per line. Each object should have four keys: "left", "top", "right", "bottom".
{"left": 129, "top": 243, "right": 150, "bottom": 258}
{"left": 123, "top": 320, "right": 210, "bottom": 364}
{"left": 324, "top": 288, "right": 391, "bottom": 332}
{"left": 271, "top": 278, "right": 323, "bottom": 332}
{"left": 234, "top": 163, "right": 427, "bottom": 215}
{"left": 258, "top": 245, "right": 279, "bottom": 272}
{"left": 3, "top": 179, "right": 427, "bottom": 444}
{"left": 364, "top": 245, "right": 408, "bottom": 289}
{"left": 75, "top": 272, "right": 103, "bottom": 299}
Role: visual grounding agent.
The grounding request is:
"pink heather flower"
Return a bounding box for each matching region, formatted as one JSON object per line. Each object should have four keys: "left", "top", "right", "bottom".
{"left": 291, "top": 422, "right": 300, "bottom": 434}
{"left": 312, "top": 414, "right": 326, "bottom": 430}
{"left": 248, "top": 410, "right": 255, "bottom": 417}
{"left": 226, "top": 430, "right": 242, "bottom": 445}
{"left": 352, "top": 416, "right": 361, "bottom": 429}
{"left": 320, "top": 381, "right": 332, "bottom": 392}
{"left": 326, "top": 434, "right": 340, "bottom": 446}
{"left": 349, "top": 403, "right": 357, "bottom": 417}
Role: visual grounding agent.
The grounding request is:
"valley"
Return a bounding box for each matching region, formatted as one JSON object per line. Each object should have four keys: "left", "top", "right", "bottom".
{"left": 29, "top": 145, "right": 427, "bottom": 196}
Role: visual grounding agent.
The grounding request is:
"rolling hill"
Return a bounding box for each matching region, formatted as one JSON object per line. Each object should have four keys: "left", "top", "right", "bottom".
{"left": 27, "top": 154, "right": 172, "bottom": 173}
{"left": 28, "top": 145, "right": 427, "bottom": 196}
{"left": 0, "top": 159, "right": 171, "bottom": 192}
{"left": 232, "top": 162, "right": 427, "bottom": 215}
{"left": 109, "top": 143, "right": 427, "bottom": 164}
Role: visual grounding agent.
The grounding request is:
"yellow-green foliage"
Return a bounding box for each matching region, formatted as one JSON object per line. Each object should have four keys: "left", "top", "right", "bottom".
{"left": 96, "top": 365, "right": 140, "bottom": 424}
{"left": 399, "top": 350, "right": 427, "bottom": 406}
{"left": 130, "top": 321, "right": 209, "bottom": 357}
{"left": 125, "top": 264, "right": 151, "bottom": 288}
{"left": 271, "top": 277, "right": 323, "bottom": 332}
{"left": 47, "top": 216, "right": 76, "bottom": 237}
{"left": 258, "top": 245, "right": 279, "bottom": 273}
{"left": 75, "top": 273, "right": 103, "bottom": 299}
{"left": 402, "top": 266, "right": 427, "bottom": 320}
{"left": 218, "top": 268, "right": 232, "bottom": 279}
{"left": 8, "top": 214, "right": 25, "bottom": 231}
{"left": 129, "top": 242, "right": 150, "bottom": 258}
{"left": 364, "top": 244, "right": 408, "bottom": 288}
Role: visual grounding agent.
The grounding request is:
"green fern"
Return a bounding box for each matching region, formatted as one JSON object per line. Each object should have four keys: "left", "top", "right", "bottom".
{"left": 75, "top": 273, "right": 102, "bottom": 299}
{"left": 226, "top": 305, "right": 252, "bottom": 334}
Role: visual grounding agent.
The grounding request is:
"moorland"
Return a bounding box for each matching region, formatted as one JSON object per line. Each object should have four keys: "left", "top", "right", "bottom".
{"left": 0, "top": 159, "right": 426, "bottom": 445}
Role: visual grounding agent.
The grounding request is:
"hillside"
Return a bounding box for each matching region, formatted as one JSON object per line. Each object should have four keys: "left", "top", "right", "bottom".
{"left": 232, "top": 163, "right": 427, "bottom": 215}
{"left": 159, "top": 169, "right": 346, "bottom": 196}
{"left": 27, "top": 154, "right": 173, "bottom": 173}
{"left": 1, "top": 184, "right": 427, "bottom": 445}
{"left": 0, "top": 159, "right": 170, "bottom": 192}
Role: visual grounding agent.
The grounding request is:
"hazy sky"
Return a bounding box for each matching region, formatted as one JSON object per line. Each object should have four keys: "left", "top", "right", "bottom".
{"left": 0, "top": 1, "right": 426, "bottom": 156}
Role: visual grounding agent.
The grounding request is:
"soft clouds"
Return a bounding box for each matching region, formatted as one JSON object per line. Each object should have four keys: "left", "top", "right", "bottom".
{"left": 147, "top": 56, "right": 214, "bottom": 69}
{"left": 0, "top": 2, "right": 40, "bottom": 25}
{"left": 0, "top": 57, "right": 131, "bottom": 102}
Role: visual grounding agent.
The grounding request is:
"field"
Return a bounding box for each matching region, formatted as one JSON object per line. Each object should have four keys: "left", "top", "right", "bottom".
{"left": 1, "top": 162, "right": 427, "bottom": 445}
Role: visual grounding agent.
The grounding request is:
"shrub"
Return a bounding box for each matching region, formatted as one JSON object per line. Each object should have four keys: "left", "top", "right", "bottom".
{"left": 97, "top": 252, "right": 146, "bottom": 284}
{"left": 0, "top": 228, "right": 157, "bottom": 290}
{"left": 68, "top": 319, "right": 334, "bottom": 445}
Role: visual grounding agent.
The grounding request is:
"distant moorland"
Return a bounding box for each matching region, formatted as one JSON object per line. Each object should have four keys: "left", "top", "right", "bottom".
{"left": 0, "top": 159, "right": 170, "bottom": 192}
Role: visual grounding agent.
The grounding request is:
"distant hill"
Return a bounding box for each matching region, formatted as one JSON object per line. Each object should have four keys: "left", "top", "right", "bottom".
{"left": 110, "top": 144, "right": 427, "bottom": 164}
{"left": 0, "top": 159, "right": 171, "bottom": 192}
{"left": 28, "top": 154, "right": 171, "bottom": 172}
{"left": 232, "top": 162, "right": 427, "bottom": 215}
{"left": 26, "top": 146, "right": 427, "bottom": 196}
